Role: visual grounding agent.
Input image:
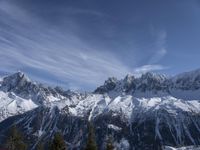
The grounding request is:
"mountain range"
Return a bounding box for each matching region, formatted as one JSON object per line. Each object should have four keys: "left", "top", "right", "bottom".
{"left": 1, "top": 69, "right": 200, "bottom": 149}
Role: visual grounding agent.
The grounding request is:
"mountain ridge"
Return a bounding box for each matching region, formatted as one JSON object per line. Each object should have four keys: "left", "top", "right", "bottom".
{"left": 1, "top": 69, "right": 200, "bottom": 149}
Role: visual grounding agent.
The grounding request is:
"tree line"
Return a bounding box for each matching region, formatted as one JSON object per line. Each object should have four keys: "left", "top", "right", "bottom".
{"left": 2, "top": 124, "right": 114, "bottom": 150}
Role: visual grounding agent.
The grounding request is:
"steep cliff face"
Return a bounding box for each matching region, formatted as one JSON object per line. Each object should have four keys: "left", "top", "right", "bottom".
{"left": 1, "top": 70, "right": 200, "bottom": 149}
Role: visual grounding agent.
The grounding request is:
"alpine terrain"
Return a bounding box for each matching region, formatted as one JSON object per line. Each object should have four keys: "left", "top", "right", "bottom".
{"left": 1, "top": 70, "right": 200, "bottom": 149}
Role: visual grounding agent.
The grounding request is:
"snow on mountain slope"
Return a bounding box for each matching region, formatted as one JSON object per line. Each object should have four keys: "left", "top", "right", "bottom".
{"left": 1, "top": 70, "right": 200, "bottom": 122}
{"left": 1, "top": 70, "right": 200, "bottom": 149}
{"left": 65, "top": 94, "right": 111, "bottom": 120}
{"left": 0, "top": 91, "right": 38, "bottom": 122}
{"left": 164, "top": 146, "right": 200, "bottom": 150}
{"left": 93, "top": 95, "right": 200, "bottom": 121}
{"left": 172, "top": 69, "right": 200, "bottom": 83}
{"left": 46, "top": 92, "right": 200, "bottom": 123}
{"left": 0, "top": 72, "right": 83, "bottom": 122}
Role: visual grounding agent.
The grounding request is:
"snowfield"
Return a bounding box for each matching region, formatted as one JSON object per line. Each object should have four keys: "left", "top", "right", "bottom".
{"left": 0, "top": 91, "right": 38, "bottom": 122}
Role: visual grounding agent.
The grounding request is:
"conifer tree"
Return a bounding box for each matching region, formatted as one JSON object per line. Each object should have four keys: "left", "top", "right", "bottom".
{"left": 85, "top": 123, "right": 97, "bottom": 150}
{"left": 36, "top": 142, "right": 44, "bottom": 150}
{"left": 106, "top": 136, "right": 114, "bottom": 150}
{"left": 50, "top": 132, "right": 67, "bottom": 150}
{"left": 6, "top": 125, "right": 27, "bottom": 150}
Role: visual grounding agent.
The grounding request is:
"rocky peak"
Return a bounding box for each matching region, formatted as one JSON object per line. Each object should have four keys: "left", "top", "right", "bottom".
{"left": 0, "top": 71, "right": 80, "bottom": 99}
{"left": 95, "top": 72, "right": 169, "bottom": 94}
{"left": 136, "top": 72, "right": 168, "bottom": 92}
{"left": 94, "top": 77, "right": 118, "bottom": 94}
{"left": 0, "top": 71, "right": 31, "bottom": 92}
{"left": 104, "top": 77, "right": 118, "bottom": 87}
{"left": 0, "top": 72, "right": 55, "bottom": 104}
{"left": 123, "top": 74, "right": 136, "bottom": 92}
{"left": 172, "top": 69, "right": 200, "bottom": 90}
{"left": 123, "top": 74, "right": 135, "bottom": 83}
{"left": 140, "top": 72, "right": 166, "bottom": 83}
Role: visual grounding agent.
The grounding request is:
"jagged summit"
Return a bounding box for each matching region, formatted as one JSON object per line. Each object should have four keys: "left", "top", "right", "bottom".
{"left": 2, "top": 69, "right": 200, "bottom": 97}
{"left": 94, "top": 77, "right": 118, "bottom": 93}
{"left": 171, "top": 69, "right": 200, "bottom": 91}
{"left": 95, "top": 72, "right": 168, "bottom": 94}
{"left": 0, "top": 71, "right": 31, "bottom": 92}
{"left": 1, "top": 69, "right": 200, "bottom": 149}
{"left": 5, "top": 71, "right": 29, "bottom": 80}
{"left": 1, "top": 71, "right": 68, "bottom": 94}
{"left": 0, "top": 72, "right": 81, "bottom": 106}
{"left": 95, "top": 69, "right": 200, "bottom": 95}
{"left": 173, "top": 68, "right": 200, "bottom": 79}
{"left": 140, "top": 72, "right": 167, "bottom": 82}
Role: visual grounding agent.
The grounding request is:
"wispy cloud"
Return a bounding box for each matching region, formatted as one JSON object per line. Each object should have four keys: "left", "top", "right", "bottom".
{"left": 65, "top": 7, "right": 105, "bottom": 17}
{"left": 131, "top": 25, "right": 168, "bottom": 75}
{"left": 0, "top": 1, "right": 130, "bottom": 90}
{"left": 133, "top": 64, "right": 168, "bottom": 75}
{"left": 132, "top": 28, "right": 168, "bottom": 75}
{"left": 149, "top": 48, "right": 167, "bottom": 64}
{"left": 0, "top": 0, "right": 175, "bottom": 90}
{"left": 149, "top": 29, "right": 167, "bottom": 64}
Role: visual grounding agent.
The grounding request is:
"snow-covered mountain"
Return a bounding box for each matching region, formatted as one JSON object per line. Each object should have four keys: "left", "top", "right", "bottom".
{"left": 0, "top": 72, "right": 84, "bottom": 121}
{"left": 1, "top": 70, "right": 200, "bottom": 149}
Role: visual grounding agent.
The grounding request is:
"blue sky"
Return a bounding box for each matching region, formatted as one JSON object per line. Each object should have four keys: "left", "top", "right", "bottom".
{"left": 0, "top": 0, "right": 200, "bottom": 90}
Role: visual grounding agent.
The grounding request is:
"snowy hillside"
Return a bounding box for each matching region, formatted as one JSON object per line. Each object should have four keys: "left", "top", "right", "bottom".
{"left": 0, "top": 72, "right": 83, "bottom": 122}
{"left": 0, "top": 91, "right": 38, "bottom": 122}
{"left": 1, "top": 70, "right": 200, "bottom": 149}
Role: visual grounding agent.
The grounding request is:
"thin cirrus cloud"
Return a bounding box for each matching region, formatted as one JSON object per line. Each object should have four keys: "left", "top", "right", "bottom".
{"left": 133, "top": 29, "right": 168, "bottom": 76}
{"left": 0, "top": 0, "right": 169, "bottom": 90}
{"left": 0, "top": 1, "right": 130, "bottom": 90}
{"left": 133, "top": 65, "right": 168, "bottom": 76}
{"left": 148, "top": 29, "right": 167, "bottom": 64}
